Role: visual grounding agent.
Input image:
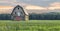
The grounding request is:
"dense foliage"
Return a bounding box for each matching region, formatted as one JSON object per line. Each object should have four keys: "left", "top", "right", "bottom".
{"left": 0, "top": 20, "right": 60, "bottom": 31}
{"left": 0, "top": 14, "right": 11, "bottom": 20}
{"left": 29, "top": 12, "right": 60, "bottom": 20}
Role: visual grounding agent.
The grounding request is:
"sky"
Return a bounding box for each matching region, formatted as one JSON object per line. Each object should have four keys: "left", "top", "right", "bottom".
{"left": 0, "top": 0, "right": 60, "bottom": 6}
{"left": 18, "top": 0, "right": 60, "bottom": 6}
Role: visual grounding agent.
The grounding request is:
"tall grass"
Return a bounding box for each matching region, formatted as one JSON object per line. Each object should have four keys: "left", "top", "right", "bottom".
{"left": 0, "top": 20, "right": 60, "bottom": 31}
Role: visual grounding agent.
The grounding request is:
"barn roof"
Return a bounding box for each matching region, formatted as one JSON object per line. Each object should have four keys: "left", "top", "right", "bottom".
{"left": 11, "top": 5, "right": 28, "bottom": 15}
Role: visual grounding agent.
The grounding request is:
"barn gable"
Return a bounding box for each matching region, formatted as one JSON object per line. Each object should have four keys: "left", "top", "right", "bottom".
{"left": 11, "top": 5, "right": 29, "bottom": 20}
{"left": 11, "top": 5, "right": 25, "bottom": 15}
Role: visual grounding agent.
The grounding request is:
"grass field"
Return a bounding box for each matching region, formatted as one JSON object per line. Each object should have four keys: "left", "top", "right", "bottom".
{"left": 0, "top": 20, "right": 60, "bottom": 31}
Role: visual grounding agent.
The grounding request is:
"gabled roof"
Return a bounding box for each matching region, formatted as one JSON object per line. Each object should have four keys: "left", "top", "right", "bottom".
{"left": 11, "top": 5, "right": 23, "bottom": 14}
{"left": 11, "top": 5, "right": 28, "bottom": 15}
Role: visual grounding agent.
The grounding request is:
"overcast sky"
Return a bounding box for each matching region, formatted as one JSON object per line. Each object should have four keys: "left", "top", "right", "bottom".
{"left": 0, "top": 0, "right": 60, "bottom": 6}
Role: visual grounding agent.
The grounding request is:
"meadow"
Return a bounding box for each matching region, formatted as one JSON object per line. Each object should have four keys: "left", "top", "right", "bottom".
{"left": 0, "top": 20, "right": 60, "bottom": 31}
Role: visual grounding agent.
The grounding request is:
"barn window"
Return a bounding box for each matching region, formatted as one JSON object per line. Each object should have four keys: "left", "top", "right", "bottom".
{"left": 17, "top": 12, "right": 21, "bottom": 16}
{"left": 15, "top": 12, "right": 16, "bottom": 14}
{"left": 18, "top": 8, "right": 19, "bottom": 10}
{"left": 21, "top": 12, "right": 23, "bottom": 14}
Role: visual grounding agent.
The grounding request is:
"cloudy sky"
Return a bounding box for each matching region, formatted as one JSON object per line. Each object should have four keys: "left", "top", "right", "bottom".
{"left": 0, "top": 0, "right": 60, "bottom": 6}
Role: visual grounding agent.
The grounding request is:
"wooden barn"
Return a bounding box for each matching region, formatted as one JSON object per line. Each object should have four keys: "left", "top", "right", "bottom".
{"left": 11, "top": 5, "right": 29, "bottom": 21}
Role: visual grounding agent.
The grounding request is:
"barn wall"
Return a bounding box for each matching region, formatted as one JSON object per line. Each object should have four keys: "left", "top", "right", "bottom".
{"left": 25, "top": 15, "right": 29, "bottom": 21}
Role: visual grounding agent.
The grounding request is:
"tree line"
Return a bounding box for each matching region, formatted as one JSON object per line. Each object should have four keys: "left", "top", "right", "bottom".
{"left": 29, "top": 12, "right": 60, "bottom": 20}
{"left": 0, "top": 14, "right": 11, "bottom": 20}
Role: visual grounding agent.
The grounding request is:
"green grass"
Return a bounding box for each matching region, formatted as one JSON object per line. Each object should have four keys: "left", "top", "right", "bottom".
{"left": 0, "top": 20, "right": 60, "bottom": 31}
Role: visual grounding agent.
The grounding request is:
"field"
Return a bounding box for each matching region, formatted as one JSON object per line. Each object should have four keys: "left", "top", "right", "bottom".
{"left": 0, "top": 20, "right": 60, "bottom": 31}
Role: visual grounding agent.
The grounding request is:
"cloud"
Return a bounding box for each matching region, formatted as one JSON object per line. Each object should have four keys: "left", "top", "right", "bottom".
{"left": 42, "top": 0, "right": 50, "bottom": 1}
{"left": 24, "top": 0, "right": 32, "bottom": 2}
{"left": 0, "top": 0, "right": 18, "bottom": 3}
{"left": 0, "top": 0, "right": 28, "bottom": 6}
{"left": 47, "top": 2, "right": 60, "bottom": 10}
{"left": 50, "top": 2, "right": 60, "bottom": 7}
